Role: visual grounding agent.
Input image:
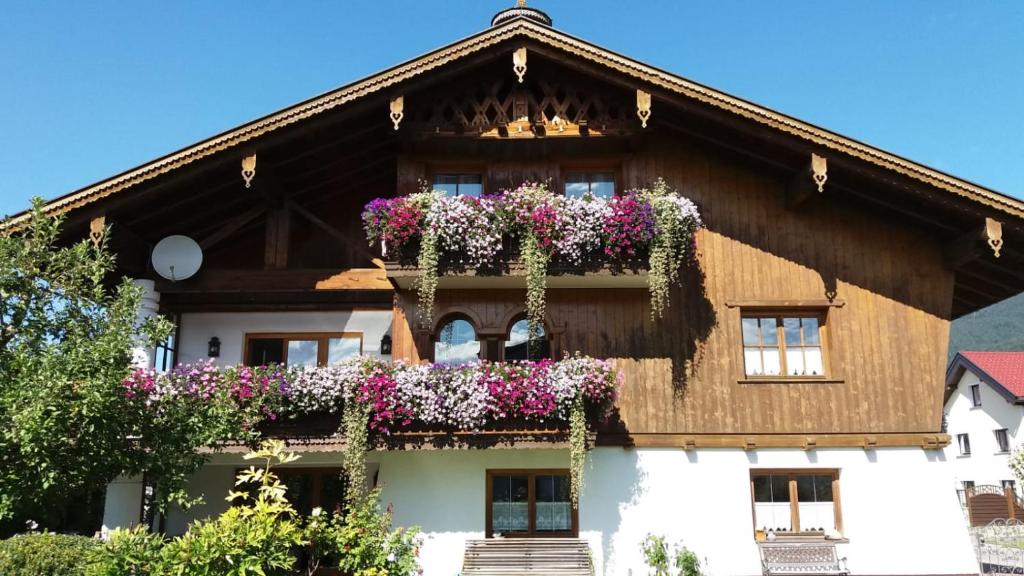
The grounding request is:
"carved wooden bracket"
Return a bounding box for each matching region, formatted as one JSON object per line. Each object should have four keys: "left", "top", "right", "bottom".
{"left": 89, "top": 215, "right": 105, "bottom": 248}
{"left": 986, "top": 217, "right": 1003, "bottom": 258}
{"left": 241, "top": 154, "right": 257, "bottom": 189}
{"left": 513, "top": 47, "right": 527, "bottom": 83}
{"left": 389, "top": 96, "right": 405, "bottom": 130}
{"left": 811, "top": 153, "right": 828, "bottom": 192}
{"left": 636, "top": 89, "right": 652, "bottom": 128}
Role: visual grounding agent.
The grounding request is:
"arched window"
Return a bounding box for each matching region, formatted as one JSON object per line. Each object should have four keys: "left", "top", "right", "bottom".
{"left": 504, "top": 318, "right": 551, "bottom": 361}
{"left": 434, "top": 318, "right": 480, "bottom": 365}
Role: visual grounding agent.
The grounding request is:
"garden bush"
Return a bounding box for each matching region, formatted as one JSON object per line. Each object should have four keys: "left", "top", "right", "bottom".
{"left": 0, "top": 532, "right": 98, "bottom": 576}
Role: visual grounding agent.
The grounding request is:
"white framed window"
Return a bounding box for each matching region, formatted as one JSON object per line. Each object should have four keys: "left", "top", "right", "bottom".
{"left": 957, "top": 433, "right": 971, "bottom": 456}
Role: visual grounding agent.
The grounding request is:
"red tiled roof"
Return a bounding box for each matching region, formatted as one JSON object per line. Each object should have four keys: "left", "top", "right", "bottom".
{"left": 962, "top": 351, "right": 1024, "bottom": 397}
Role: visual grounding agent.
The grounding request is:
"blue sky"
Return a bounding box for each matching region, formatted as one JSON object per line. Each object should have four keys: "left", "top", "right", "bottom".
{"left": 1, "top": 1, "right": 1022, "bottom": 217}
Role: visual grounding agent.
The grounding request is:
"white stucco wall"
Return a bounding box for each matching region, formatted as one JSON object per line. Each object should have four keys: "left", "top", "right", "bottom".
{"left": 176, "top": 310, "right": 394, "bottom": 366}
{"left": 944, "top": 367, "right": 1023, "bottom": 493}
{"left": 115, "top": 446, "right": 975, "bottom": 575}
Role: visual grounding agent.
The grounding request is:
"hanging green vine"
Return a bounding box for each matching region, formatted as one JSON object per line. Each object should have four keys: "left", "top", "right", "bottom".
{"left": 416, "top": 227, "right": 439, "bottom": 329}
{"left": 342, "top": 400, "right": 370, "bottom": 504}
{"left": 522, "top": 231, "right": 550, "bottom": 342}
{"left": 643, "top": 179, "right": 701, "bottom": 319}
{"left": 568, "top": 392, "right": 587, "bottom": 509}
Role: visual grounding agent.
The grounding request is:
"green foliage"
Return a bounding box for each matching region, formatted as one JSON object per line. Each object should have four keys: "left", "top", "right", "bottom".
{"left": 950, "top": 292, "right": 1024, "bottom": 361}
{"left": 641, "top": 179, "right": 701, "bottom": 319}
{"left": 0, "top": 199, "right": 172, "bottom": 522}
{"left": 521, "top": 231, "right": 550, "bottom": 343}
{"left": 306, "top": 488, "right": 421, "bottom": 576}
{"left": 568, "top": 392, "right": 587, "bottom": 509}
{"left": 85, "top": 525, "right": 164, "bottom": 576}
{"left": 0, "top": 532, "right": 98, "bottom": 576}
{"left": 642, "top": 534, "right": 703, "bottom": 576}
{"left": 343, "top": 400, "right": 371, "bottom": 504}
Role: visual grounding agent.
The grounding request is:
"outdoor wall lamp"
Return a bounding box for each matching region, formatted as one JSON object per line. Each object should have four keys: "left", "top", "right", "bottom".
{"left": 208, "top": 336, "right": 221, "bottom": 358}
{"left": 380, "top": 334, "right": 392, "bottom": 355}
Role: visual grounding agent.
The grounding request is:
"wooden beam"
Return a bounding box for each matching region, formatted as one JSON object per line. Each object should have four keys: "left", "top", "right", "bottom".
{"left": 263, "top": 204, "right": 290, "bottom": 269}
{"left": 154, "top": 268, "right": 391, "bottom": 294}
{"left": 786, "top": 153, "right": 828, "bottom": 209}
{"left": 159, "top": 289, "right": 393, "bottom": 313}
{"left": 199, "top": 204, "right": 266, "bottom": 250}
{"left": 945, "top": 217, "right": 1005, "bottom": 269}
{"left": 286, "top": 200, "right": 376, "bottom": 262}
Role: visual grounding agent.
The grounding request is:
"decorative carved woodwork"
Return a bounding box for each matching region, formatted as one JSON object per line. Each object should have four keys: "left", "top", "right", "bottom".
{"left": 987, "top": 217, "right": 1004, "bottom": 257}
{"left": 786, "top": 153, "right": 828, "bottom": 209}
{"left": 636, "top": 89, "right": 651, "bottom": 128}
{"left": 513, "top": 47, "right": 527, "bottom": 83}
{"left": 811, "top": 153, "right": 828, "bottom": 192}
{"left": 407, "top": 74, "right": 635, "bottom": 138}
{"left": 89, "top": 215, "right": 105, "bottom": 248}
{"left": 389, "top": 96, "right": 405, "bottom": 130}
{"left": 945, "top": 217, "right": 1006, "bottom": 268}
{"left": 241, "top": 154, "right": 257, "bottom": 188}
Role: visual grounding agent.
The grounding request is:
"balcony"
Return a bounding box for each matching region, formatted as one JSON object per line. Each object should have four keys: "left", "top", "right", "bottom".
{"left": 384, "top": 260, "right": 649, "bottom": 290}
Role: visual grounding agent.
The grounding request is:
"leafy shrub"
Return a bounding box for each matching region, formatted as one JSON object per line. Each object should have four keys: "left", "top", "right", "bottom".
{"left": 641, "top": 534, "right": 703, "bottom": 576}
{"left": 0, "top": 532, "right": 98, "bottom": 576}
{"left": 86, "top": 525, "right": 164, "bottom": 576}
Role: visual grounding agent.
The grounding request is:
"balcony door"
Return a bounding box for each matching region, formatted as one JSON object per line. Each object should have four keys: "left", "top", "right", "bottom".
{"left": 486, "top": 469, "right": 577, "bottom": 537}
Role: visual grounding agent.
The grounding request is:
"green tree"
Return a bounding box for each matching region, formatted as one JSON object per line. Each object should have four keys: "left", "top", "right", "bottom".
{"left": 0, "top": 199, "right": 170, "bottom": 527}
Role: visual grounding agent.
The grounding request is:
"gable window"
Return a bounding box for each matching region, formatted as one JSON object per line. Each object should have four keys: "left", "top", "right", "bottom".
{"left": 244, "top": 333, "right": 362, "bottom": 367}
{"left": 434, "top": 318, "right": 480, "bottom": 365}
{"left": 486, "top": 469, "right": 576, "bottom": 537}
{"left": 750, "top": 471, "right": 841, "bottom": 536}
{"left": 957, "top": 433, "right": 971, "bottom": 456}
{"left": 564, "top": 172, "right": 615, "bottom": 199}
{"left": 995, "top": 429, "right": 1011, "bottom": 453}
{"left": 504, "top": 318, "right": 551, "bottom": 361}
{"left": 434, "top": 174, "right": 483, "bottom": 197}
{"left": 741, "top": 314, "right": 825, "bottom": 378}
{"left": 971, "top": 384, "right": 982, "bottom": 407}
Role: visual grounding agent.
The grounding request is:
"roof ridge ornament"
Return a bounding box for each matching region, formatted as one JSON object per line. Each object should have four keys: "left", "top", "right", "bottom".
{"left": 491, "top": 1, "right": 552, "bottom": 27}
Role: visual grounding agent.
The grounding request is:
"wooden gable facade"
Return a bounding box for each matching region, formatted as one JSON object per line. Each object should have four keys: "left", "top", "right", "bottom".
{"left": 7, "top": 15, "right": 1024, "bottom": 451}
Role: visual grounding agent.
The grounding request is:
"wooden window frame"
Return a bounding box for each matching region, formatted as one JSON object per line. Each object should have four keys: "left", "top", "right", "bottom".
{"left": 971, "top": 384, "right": 983, "bottom": 407}
{"left": 749, "top": 469, "right": 843, "bottom": 538}
{"left": 739, "top": 309, "right": 831, "bottom": 382}
{"left": 500, "top": 315, "right": 555, "bottom": 362}
{"left": 429, "top": 168, "right": 486, "bottom": 197}
{"left": 485, "top": 469, "right": 578, "bottom": 538}
{"left": 243, "top": 332, "right": 363, "bottom": 367}
{"left": 995, "top": 428, "right": 1011, "bottom": 454}
{"left": 560, "top": 166, "right": 621, "bottom": 198}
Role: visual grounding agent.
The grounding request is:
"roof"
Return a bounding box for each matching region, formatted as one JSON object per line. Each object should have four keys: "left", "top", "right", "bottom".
{"left": 947, "top": 351, "right": 1024, "bottom": 402}
{"left": 4, "top": 15, "right": 1024, "bottom": 232}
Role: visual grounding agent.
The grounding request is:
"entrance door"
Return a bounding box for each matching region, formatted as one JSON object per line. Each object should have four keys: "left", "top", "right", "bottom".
{"left": 486, "top": 469, "right": 577, "bottom": 537}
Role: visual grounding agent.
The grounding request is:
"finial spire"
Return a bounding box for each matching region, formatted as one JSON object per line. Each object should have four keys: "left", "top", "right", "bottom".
{"left": 517, "top": 0, "right": 527, "bottom": 7}
{"left": 491, "top": 0, "right": 552, "bottom": 27}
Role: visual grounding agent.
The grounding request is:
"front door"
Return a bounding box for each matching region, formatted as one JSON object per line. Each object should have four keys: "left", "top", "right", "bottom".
{"left": 486, "top": 469, "right": 577, "bottom": 537}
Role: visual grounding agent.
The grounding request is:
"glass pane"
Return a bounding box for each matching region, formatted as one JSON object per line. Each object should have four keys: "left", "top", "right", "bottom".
{"left": 744, "top": 348, "right": 764, "bottom": 376}
{"left": 804, "top": 348, "right": 823, "bottom": 376}
{"left": 786, "top": 349, "right": 805, "bottom": 376}
{"left": 760, "top": 319, "right": 778, "bottom": 346}
{"left": 282, "top": 473, "right": 313, "bottom": 516}
{"left": 535, "top": 475, "right": 571, "bottom": 532}
{"left": 762, "top": 349, "right": 781, "bottom": 376}
{"left": 590, "top": 173, "right": 615, "bottom": 199}
{"left": 492, "top": 475, "right": 529, "bottom": 534}
{"left": 771, "top": 476, "right": 790, "bottom": 502}
{"left": 321, "top": 473, "right": 346, "bottom": 515}
{"left": 458, "top": 174, "right": 483, "bottom": 197}
{"left": 247, "top": 338, "right": 284, "bottom": 366}
{"left": 504, "top": 319, "right": 549, "bottom": 361}
{"left": 802, "top": 317, "right": 821, "bottom": 345}
{"left": 433, "top": 174, "right": 459, "bottom": 196}
{"left": 797, "top": 476, "right": 833, "bottom": 502}
{"left": 742, "top": 318, "right": 761, "bottom": 346}
{"left": 328, "top": 337, "right": 361, "bottom": 364}
{"left": 435, "top": 319, "right": 480, "bottom": 365}
{"left": 783, "top": 318, "right": 802, "bottom": 346}
{"left": 797, "top": 502, "right": 834, "bottom": 532}
{"left": 753, "top": 476, "right": 772, "bottom": 502}
{"left": 287, "top": 340, "right": 319, "bottom": 367}
{"left": 753, "top": 476, "right": 791, "bottom": 532}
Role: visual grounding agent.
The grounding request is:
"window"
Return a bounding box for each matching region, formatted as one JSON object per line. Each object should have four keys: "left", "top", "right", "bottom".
{"left": 244, "top": 333, "right": 362, "bottom": 367}
{"left": 751, "top": 471, "right": 840, "bottom": 536}
{"left": 153, "top": 314, "right": 179, "bottom": 373}
{"left": 504, "top": 318, "right": 551, "bottom": 361}
{"left": 487, "top": 470, "right": 576, "bottom": 537}
{"left": 971, "top": 384, "right": 982, "bottom": 407}
{"left": 564, "top": 172, "right": 615, "bottom": 199}
{"left": 434, "top": 318, "right": 480, "bottom": 365}
{"left": 238, "top": 468, "right": 345, "bottom": 517}
{"left": 741, "top": 314, "right": 825, "bottom": 377}
{"left": 433, "top": 174, "right": 483, "bottom": 197}
{"left": 957, "top": 433, "right": 971, "bottom": 456}
{"left": 962, "top": 480, "right": 975, "bottom": 491}
{"left": 995, "top": 429, "right": 1011, "bottom": 453}
{"left": 1004, "top": 480, "right": 1017, "bottom": 492}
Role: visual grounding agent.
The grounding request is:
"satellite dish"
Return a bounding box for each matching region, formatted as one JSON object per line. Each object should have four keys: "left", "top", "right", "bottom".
{"left": 151, "top": 235, "right": 203, "bottom": 281}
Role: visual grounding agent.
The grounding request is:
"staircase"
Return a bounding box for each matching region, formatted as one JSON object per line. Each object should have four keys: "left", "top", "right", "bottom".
{"left": 462, "top": 538, "right": 593, "bottom": 576}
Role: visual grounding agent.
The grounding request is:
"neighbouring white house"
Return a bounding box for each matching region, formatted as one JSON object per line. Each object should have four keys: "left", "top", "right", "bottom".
{"left": 7, "top": 2, "right": 1023, "bottom": 574}
{"left": 945, "top": 351, "right": 1024, "bottom": 504}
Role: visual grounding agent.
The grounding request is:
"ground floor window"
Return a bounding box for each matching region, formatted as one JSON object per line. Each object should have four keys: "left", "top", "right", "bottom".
{"left": 751, "top": 470, "right": 842, "bottom": 536}
{"left": 486, "top": 469, "right": 577, "bottom": 537}
{"left": 238, "top": 467, "right": 345, "bottom": 517}
{"left": 244, "top": 333, "right": 362, "bottom": 367}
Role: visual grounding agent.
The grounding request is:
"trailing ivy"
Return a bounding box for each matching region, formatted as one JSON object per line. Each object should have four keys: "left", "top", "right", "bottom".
{"left": 568, "top": 392, "right": 587, "bottom": 509}
{"left": 416, "top": 226, "right": 439, "bottom": 328}
{"left": 522, "top": 231, "right": 550, "bottom": 342}
{"left": 342, "top": 401, "right": 370, "bottom": 505}
{"left": 642, "top": 179, "right": 702, "bottom": 319}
